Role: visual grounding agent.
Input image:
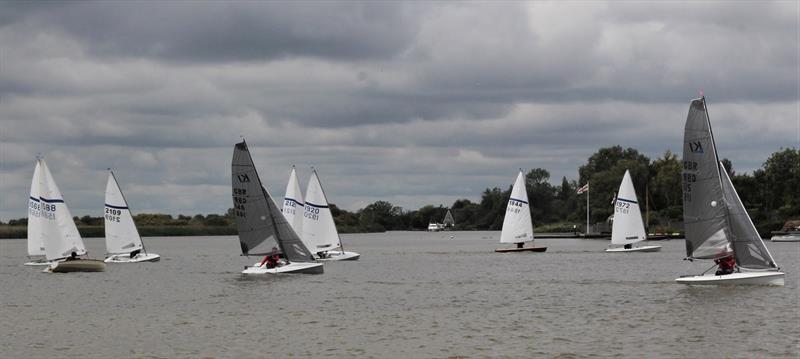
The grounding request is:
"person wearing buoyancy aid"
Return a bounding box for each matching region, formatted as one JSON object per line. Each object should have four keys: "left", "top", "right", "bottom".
{"left": 714, "top": 255, "right": 736, "bottom": 275}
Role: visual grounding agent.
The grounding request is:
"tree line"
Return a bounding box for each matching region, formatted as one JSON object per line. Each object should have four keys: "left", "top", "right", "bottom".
{"left": 2, "top": 147, "right": 797, "bottom": 238}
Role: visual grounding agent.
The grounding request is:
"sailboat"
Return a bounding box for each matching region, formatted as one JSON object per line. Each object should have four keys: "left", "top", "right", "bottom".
{"left": 35, "top": 158, "right": 106, "bottom": 273}
{"left": 103, "top": 170, "right": 160, "bottom": 263}
{"left": 676, "top": 97, "right": 784, "bottom": 285}
{"left": 232, "top": 140, "right": 323, "bottom": 274}
{"left": 495, "top": 170, "right": 547, "bottom": 253}
{"left": 605, "top": 170, "right": 661, "bottom": 252}
{"left": 301, "top": 168, "right": 360, "bottom": 261}
{"left": 24, "top": 160, "right": 51, "bottom": 266}
{"left": 442, "top": 209, "right": 455, "bottom": 229}
{"left": 281, "top": 166, "right": 304, "bottom": 233}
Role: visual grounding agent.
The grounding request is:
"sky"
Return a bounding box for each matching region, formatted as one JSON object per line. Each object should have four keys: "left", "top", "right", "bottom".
{"left": 1, "top": 1, "right": 798, "bottom": 221}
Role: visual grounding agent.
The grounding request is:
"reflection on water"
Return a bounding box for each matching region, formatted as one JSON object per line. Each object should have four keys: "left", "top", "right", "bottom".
{"left": 0, "top": 232, "right": 797, "bottom": 358}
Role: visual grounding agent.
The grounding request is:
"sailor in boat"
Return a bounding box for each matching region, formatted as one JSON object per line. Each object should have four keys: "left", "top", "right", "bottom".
{"left": 624, "top": 244, "right": 632, "bottom": 249}
{"left": 66, "top": 251, "right": 78, "bottom": 261}
{"left": 714, "top": 255, "right": 736, "bottom": 276}
{"left": 129, "top": 249, "right": 140, "bottom": 259}
{"left": 317, "top": 251, "right": 328, "bottom": 259}
{"left": 516, "top": 242, "right": 524, "bottom": 249}
{"left": 258, "top": 247, "right": 283, "bottom": 269}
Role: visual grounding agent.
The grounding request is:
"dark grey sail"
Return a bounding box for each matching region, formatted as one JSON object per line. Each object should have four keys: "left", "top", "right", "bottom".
{"left": 719, "top": 163, "right": 778, "bottom": 269}
{"left": 681, "top": 98, "right": 732, "bottom": 260}
{"left": 231, "top": 140, "right": 315, "bottom": 263}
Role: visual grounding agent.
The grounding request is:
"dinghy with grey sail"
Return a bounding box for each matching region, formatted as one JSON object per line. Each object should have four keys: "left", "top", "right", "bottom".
{"left": 676, "top": 97, "right": 783, "bottom": 285}
{"left": 231, "top": 140, "right": 323, "bottom": 274}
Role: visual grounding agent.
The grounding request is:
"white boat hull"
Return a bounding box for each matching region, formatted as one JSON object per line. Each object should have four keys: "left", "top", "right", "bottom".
{"left": 605, "top": 245, "right": 662, "bottom": 253}
{"left": 45, "top": 259, "right": 107, "bottom": 273}
{"left": 770, "top": 235, "right": 800, "bottom": 242}
{"left": 676, "top": 271, "right": 785, "bottom": 286}
{"left": 104, "top": 253, "right": 161, "bottom": 263}
{"left": 24, "top": 260, "right": 54, "bottom": 266}
{"left": 318, "top": 251, "right": 360, "bottom": 261}
{"left": 241, "top": 261, "right": 324, "bottom": 274}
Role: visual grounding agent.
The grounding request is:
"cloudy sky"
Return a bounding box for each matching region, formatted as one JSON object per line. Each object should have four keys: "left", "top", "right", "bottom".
{"left": 1, "top": 1, "right": 798, "bottom": 221}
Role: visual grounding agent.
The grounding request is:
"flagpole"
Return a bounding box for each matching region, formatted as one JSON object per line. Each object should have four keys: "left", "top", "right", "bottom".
{"left": 586, "top": 182, "right": 590, "bottom": 234}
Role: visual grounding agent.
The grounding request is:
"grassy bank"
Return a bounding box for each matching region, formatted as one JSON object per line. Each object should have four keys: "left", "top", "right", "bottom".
{"left": 0, "top": 225, "right": 237, "bottom": 239}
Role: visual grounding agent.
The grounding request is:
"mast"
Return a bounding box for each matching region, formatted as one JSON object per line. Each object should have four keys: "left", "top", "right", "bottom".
{"left": 586, "top": 182, "right": 590, "bottom": 234}
{"left": 645, "top": 183, "right": 649, "bottom": 233}
{"left": 109, "top": 169, "right": 147, "bottom": 255}
{"left": 703, "top": 97, "right": 736, "bottom": 254}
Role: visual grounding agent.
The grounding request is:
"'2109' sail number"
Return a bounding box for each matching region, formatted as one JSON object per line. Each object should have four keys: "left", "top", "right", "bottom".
{"left": 105, "top": 207, "right": 121, "bottom": 222}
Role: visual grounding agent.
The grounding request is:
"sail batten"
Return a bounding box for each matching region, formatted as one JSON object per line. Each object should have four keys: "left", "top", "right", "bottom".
{"left": 500, "top": 171, "right": 534, "bottom": 244}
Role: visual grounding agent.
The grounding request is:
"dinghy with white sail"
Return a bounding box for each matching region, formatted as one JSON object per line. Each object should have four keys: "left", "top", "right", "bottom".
{"left": 281, "top": 166, "right": 305, "bottom": 233}
{"left": 103, "top": 170, "right": 160, "bottom": 263}
{"left": 302, "top": 169, "right": 360, "bottom": 261}
{"left": 24, "top": 160, "right": 51, "bottom": 266}
{"left": 605, "top": 170, "right": 661, "bottom": 253}
{"left": 676, "top": 97, "right": 783, "bottom": 285}
{"left": 36, "top": 159, "right": 105, "bottom": 273}
{"left": 232, "top": 140, "right": 323, "bottom": 274}
{"left": 495, "top": 170, "right": 547, "bottom": 253}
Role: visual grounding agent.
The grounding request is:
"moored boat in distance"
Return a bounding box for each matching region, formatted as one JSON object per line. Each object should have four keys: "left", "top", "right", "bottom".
{"left": 103, "top": 170, "right": 160, "bottom": 263}
{"left": 770, "top": 226, "right": 800, "bottom": 242}
{"left": 495, "top": 170, "right": 547, "bottom": 253}
{"left": 676, "top": 97, "right": 783, "bottom": 286}
{"left": 34, "top": 158, "right": 106, "bottom": 273}
{"left": 232, "top": 140, "right": 323, "bottom": 274}
{"left": 605, "top": 170, "right": 661, "bottom": 253}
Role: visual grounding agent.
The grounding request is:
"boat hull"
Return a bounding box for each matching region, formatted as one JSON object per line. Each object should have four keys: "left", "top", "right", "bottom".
{"left": 495, "top": 246, "right": 547, "bottom": 253}
{"left": 241, "top": 261, "right": 324, "bottom": 275}
{"left": 676, "top": 271, "right": 785, "bottom": 286}
{"left": 104, "top": 253, "right": 161, "bottom": 263}
{"left": 770, "top": 235, "right": 800, "bottom": 242}
{"left": 46, "top": 259, "right": 107, "bottom": 273}
{"left": 605, "top": 245, "right": 662, "bottom": 253}
{"left": 318, "top": 251, "right": 360, "bottom": 261}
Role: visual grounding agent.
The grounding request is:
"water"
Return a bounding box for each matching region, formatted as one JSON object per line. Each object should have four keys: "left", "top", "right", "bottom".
{"left": 1, "top": 232, "right": 798, "bottom": 358}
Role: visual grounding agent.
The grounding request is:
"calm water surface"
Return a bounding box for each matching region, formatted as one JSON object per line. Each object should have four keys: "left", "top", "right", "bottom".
{"left": 1, "top": 232, "right": 798, "bottom": 358}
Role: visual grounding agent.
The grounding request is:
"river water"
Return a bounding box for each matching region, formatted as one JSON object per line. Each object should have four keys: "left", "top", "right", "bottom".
{"left": 1, "top": 232, "right": 798, "bottom": 358}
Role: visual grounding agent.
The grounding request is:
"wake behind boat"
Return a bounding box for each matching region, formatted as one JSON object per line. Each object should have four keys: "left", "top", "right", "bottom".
{"left": 675, "top": 97, "right": 783, "bottom": 286}
{"left": 605, "top": 170, "right": 661, "bottom": 253}
{"left": 495, "top": 170, "right": 547, "bottom": 253}
{"left": 232, "top": 140, "right": 323, "bottom": 275}
{"left": 103, "top": 170, "right": 160, "bottom": 263}
{"left": 33, "top": 158, "right": 106, "bottom": 273}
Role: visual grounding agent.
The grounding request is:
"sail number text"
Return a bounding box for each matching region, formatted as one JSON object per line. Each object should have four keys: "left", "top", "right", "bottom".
{"left": 304, "top": 205, "right": 320, "bottom": 220}
{"left": 232, "top": 188, "right": 247, "bottom": 218}
{"left": 682, "top": 161, "right": 699, "bottom": 203}
{"left": 105, "top": 207, "right": 122, "bottom": 222}
{"left": 615, "top": 201, "right": 630, "bottom": 214}
{"left": 507, "top": 199, "right": 524, "bottom": 214}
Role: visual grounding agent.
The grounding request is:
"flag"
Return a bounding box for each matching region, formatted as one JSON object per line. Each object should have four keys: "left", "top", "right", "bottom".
{"left": 577, "top": 183, "right": 589, "bottom": 194}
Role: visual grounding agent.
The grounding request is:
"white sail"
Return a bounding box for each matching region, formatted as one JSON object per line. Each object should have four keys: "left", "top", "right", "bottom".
{"left": 281, "top": 166, "right": 305, "bottom": 233}
{"left": 301, "top": 169, "right": 341, "bottom": 252}
{"left": 104, "top": 171, "right": 144, "bottom": 255}
{"left": 27, "top": 160, "right": 45, "bottom": 257}
{"left": 611, "top": 170, "right": 646, "bottom": 246}
{"left": 500, "top": 170, "right": 534, "bottom": 244}
{"left": 38, "top": 159, "right": 86, "bottom": 261}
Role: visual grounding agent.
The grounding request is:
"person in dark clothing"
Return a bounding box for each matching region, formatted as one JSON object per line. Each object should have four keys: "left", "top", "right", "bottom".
{"left": 66, "top": 251, "right": 78, "bottom": 261}
{"left": 624, "top": 244, "right": 632, "bottom": 249}
{"left": 516, "top": 242, "right": 524, "bottom": 249}
{"left": 129, "top": 249, "right": 141, "bottom": 259}
{"left": 714, "top": 255, "right": 736, "bottom": 275}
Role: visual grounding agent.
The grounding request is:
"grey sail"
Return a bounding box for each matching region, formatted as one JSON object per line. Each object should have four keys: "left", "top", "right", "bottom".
{"left": 719, "top": 163, "right": 778, "bottom": 269}
{"left": 231, "top": 140, "right": 314, "bottom": 263}
{"left": 681, "top": 98, "right": 732, "bottom": 260}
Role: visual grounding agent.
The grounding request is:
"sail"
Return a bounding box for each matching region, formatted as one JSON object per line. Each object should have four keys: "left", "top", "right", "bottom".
{"left": 500, "top": 170, "right": 534, "bottom": 244}
{"left": 719, "top": 163, "right": 778, "bottom": 269}
{"left": 611, "top": 170, "right": 646, "bottom": 245}
{"left": 231, "top": 141, "right": 314, "bottom": 262}
{"left": 281, "top": 166, "right": 305, "bottom": 233}
{"left": 104, "top": 171, "right": 144, "bottom": 255}
{"left": 301, "top": 169, "right": 341, "bottom": 252}
{"left": 443, "top": 210, "right": 455, "bottom": 227}
{"left": 681, "top": 98, "right": 732, "bottom": 260}
{"left": 38, "top": 159, "right": 87, "bottom": 261}
{"left": 27, "top": 160, "right": 45, "bottom": 257}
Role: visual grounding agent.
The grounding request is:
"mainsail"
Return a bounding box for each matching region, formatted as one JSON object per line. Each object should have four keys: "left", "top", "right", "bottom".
{"left": 281, "top": 166, "right": 305, "bottom": 233}
{"left": 500, "top": 170, "right": 534, "bottom": 244}
{"left": 231, "top": 140, "right": 314, "bottom": 262}
{"left": 681, "top": 97, "right": 731, "bottom": 260}
{"left": 104, "top": 171, "right": 144, "bottom": 255}
{"left": 38, "top": 159, "right": 87, "bottom": 261}
{"left": 301, "top": 169, "right": 342, "bottom": 252}
{"left": 611, "top": 170, "right": 646, "bottom": 246}
{"left": 719, "top": 163, "right": 778, "bottom": 269}
{"left": 443, "top": 210, "right": 455, "bottom": 227}
{"left": 27, "top": 161, "right": 45, "bottom": 257}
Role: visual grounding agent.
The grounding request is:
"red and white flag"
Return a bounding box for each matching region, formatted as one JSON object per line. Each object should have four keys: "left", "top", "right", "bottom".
{"left": 576, "top": 183, "right": 589, "bottom": 194}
